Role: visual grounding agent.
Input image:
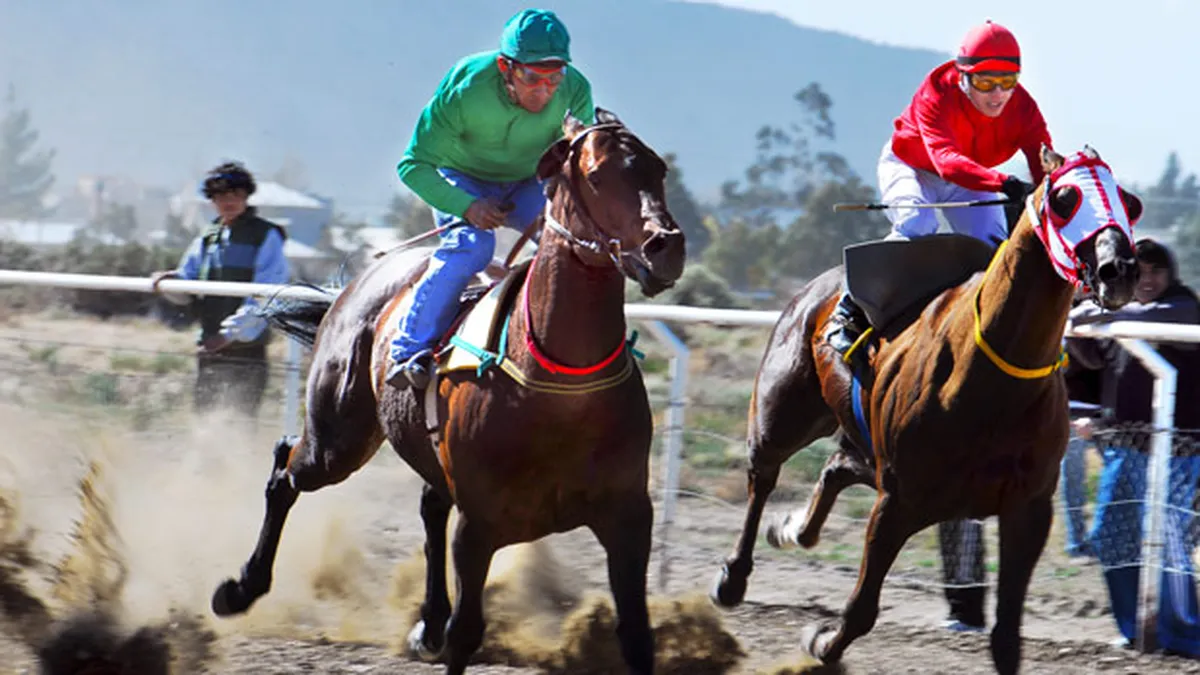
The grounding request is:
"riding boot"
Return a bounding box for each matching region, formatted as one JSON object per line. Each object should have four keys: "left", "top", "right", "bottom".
{"left": 386, "top": 349, "right": 434, "bottom": 390}
{"left": 823, "top": 291, "right": 869, "bottom": 356}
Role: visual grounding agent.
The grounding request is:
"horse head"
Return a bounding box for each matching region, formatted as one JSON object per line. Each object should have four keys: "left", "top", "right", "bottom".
{"left": 535, "top": 107, "right": 686, "bottom": 296}
{"left": 1030, "top": 145, "right": 1140, "bottom": 310}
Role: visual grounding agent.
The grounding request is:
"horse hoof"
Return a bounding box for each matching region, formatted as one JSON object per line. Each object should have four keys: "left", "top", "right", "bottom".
{"left": 406, "top": 620, "right": 444, "bottom": 662}
{"left": 709, "top": 565, "right": 747, "bottom": 608}
{"left": 765, "top": 514, "right": 794, "bottom": 550}
{"left": 211, "top": 578, "right": 253, "bottom": 617}
{"left": 799, "top": 623, "right": 838, "bottom": 663}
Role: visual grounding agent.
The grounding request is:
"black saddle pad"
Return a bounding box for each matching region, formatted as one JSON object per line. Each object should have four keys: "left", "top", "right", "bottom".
{"left": 844, "top": 233, "right": 996, "bottom": 334}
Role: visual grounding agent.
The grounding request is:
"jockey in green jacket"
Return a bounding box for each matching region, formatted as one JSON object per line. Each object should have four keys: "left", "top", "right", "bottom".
{"left": 386, "top": 8, "right": 596, "bottom": 390}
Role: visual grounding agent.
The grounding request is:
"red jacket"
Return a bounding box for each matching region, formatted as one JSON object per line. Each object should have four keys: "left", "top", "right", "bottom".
{"left": 890, "top": 61, "right": 1052, "bottom": 192}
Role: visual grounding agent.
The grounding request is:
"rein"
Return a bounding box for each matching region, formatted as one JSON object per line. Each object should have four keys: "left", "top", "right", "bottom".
{"left": 451, "top": 121, "right": 658, "bottom": 394}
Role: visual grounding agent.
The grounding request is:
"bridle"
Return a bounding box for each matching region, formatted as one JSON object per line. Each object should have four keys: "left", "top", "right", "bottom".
{"left": 541, "top": 122, "right": 666, "bottom": 271}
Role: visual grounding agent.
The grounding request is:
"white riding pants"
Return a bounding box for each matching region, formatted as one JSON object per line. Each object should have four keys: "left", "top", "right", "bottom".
{"left": 876, "top": 141, "right": 1008, "bottom": 244}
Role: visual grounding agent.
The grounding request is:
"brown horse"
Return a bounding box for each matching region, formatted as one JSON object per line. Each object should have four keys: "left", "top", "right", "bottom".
{"left": 709, "top": 145, "right": 1142, "bottom": 674}
{"left": 209, "top": 108, "right": 686, "bottom": 675}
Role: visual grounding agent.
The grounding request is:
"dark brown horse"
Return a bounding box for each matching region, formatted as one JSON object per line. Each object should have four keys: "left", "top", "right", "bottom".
{"left": 710, "top": 145, "right": 1142, "bottom": 674}
{"left": 209, "top": 109, "right": 686, "bottom": 675}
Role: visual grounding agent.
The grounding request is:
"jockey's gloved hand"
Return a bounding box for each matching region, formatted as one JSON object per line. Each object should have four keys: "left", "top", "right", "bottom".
{"left": 1000, "top": 176, "right": 1035, "bottom": 204}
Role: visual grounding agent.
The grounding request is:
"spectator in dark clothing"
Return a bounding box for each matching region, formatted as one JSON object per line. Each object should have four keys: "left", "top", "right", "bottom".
{"left": 151, "top": 162, "right": 290, "bottom": 416}
{"left": 1066, "top": 237, "right": 1200, "bottom": 655}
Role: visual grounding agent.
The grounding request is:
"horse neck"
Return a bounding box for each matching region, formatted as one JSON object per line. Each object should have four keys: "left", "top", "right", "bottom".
{"left": 973, "top": 220, "right": 1075, "bottom": 371}
{"left": 513, "top": 204, "right": 627, "bottom": 369}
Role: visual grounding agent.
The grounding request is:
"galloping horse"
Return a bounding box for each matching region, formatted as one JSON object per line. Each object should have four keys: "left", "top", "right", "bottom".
{"left": 209, "top": 109, "right": 686, "bottom": 675}
{"left": 710, "top": 145, "right": 1141, "bottom": 674}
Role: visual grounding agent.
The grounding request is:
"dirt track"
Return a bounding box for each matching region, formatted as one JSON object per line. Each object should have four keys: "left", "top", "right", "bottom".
{"left": 4, "top": 409, "right": 1200, "bottom": 675}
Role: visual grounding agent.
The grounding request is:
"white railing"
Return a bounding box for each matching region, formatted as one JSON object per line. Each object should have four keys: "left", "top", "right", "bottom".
{"left": 0, "top": 268, "right": 1195, "bottom": 653}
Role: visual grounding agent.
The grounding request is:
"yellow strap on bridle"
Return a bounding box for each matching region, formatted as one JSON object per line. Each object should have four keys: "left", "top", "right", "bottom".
{"left": 972, "top": 240, "right": 1069, "bottom": 379}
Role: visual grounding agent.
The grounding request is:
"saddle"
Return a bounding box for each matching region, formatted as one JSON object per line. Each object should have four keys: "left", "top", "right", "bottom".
{"left": 843, "top": 233, "right": 997, "bottom": 339}
{"left": 435, "top": 258, "right": 533, "bottom": 375}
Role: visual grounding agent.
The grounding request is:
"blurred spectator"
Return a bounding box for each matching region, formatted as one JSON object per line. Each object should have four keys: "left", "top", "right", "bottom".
{"left": 1066, "top": 237, "right": 1200, "bottom": 655}
{"left": 150, "top": 162, "right": 290, "bottom": 416}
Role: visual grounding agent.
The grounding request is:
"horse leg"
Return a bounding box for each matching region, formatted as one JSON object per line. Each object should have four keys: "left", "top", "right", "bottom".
{"left": 212, "top": 419, "right": 382, "bottom": 616}
{"left": 592, "top": 494, "right": 655, "bottom": 674}
{"left": 990, "top": 494, "right": 1053, "bottom": 675}
{"left": 711, "top": 395, "right": 837, "bottom": 608}
{"left": 211, "top": 435, "right": 299, "bottom": 616}
{"left": 709, "top": 446, "right": 782, "bottom": 609}
{"left": 442, "top": 516, "right": 496, "bottom": 675}
{"left": 405, "top": 483, "right": 453, "bottom": 661}
{"left": 805, "top": 491, "right": 911, "bottom": 664}
{"left": 766, "top": 436, "right": 875, "bottom": 550}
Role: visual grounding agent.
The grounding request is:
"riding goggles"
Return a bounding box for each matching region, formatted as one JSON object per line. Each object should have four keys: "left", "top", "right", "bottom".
{"left": 512, "top": 62, "right": 565, "bottom": 87}
{"left": 968, "top": 72, "right": 1019, "bottom": 93}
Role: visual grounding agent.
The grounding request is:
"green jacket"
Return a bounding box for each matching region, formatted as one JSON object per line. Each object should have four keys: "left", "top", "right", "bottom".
{"left": 396, "top": 50, "right": 595, "bottom": 217}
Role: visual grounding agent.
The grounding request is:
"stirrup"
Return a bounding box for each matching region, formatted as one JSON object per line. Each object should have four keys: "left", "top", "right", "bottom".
{"left": 387, "top": 351, "right": 433, "bottom": 390}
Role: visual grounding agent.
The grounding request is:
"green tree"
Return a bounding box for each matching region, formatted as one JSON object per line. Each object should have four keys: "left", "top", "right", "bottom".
{"left": 710, "top": 81, "right": 882, "bottom": 286}
{"left": 1139, "top": 151, "right": 1199, "bottom": 231}
{"left": 1173, "top": 213, "right": 1200, "bottom": 288}
{"left": 662, "top": 152, "right": 710, "bottom": 255}
{"left": 774, "top": 177, "right": 890, "bottom": 280}
{"left": 91, "top": 202, "right": 138, "bottom": 242}
{"left": 0, "top": 85, "right": 55, "bottom": 220}
{"left": 701, "top": 216, "right": 779, "bottom": 289}
{"left": 718, "top": 82, "right": 843, "bottom": 226}
{"left": 161, "top": 211, "right": 194, "bottom": 249}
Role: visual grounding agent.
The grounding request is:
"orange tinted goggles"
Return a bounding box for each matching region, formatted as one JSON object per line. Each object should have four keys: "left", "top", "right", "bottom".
{"left": 969, "top": 73, "right": 1019, "bottom": 92}
{"left": 512, "top": 62, "right": 565, "bottom": 87}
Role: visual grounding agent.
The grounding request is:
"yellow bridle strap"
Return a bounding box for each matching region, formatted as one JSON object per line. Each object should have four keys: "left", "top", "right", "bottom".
{"left": 972, "top": 240, "right": 1069, "bottom": 379}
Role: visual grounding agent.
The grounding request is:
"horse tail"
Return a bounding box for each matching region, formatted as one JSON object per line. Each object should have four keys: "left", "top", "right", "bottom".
{"left": 259, "top": 283, "right": 339, "bottom": 349}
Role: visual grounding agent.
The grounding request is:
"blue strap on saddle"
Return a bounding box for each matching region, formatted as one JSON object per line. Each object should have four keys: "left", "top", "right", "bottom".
{"left": 850, "top": 371, "right": 873, "bottom": 453}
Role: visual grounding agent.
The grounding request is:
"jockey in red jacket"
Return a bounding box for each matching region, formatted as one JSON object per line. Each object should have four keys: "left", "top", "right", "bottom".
{"left": 825, "top": 19, "right": 1053, "bottom": 357}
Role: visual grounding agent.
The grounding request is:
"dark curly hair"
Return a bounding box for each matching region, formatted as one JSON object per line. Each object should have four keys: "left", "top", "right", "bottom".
{"left": 201, "top": 161, "right": 257, "bottom": 198}
{"left": 1136, "top": 237, "right": 1200, "bottom": 305}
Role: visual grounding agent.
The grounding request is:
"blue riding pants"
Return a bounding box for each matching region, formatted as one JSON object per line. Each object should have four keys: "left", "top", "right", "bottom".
{"left": 1089, "top": 444, "right": 1200, "bottom": 656}
{"left": 389, "top": 168, "right": 546, "bottom": 362}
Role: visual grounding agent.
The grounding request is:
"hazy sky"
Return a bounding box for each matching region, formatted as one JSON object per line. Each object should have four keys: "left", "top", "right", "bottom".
{"left": 691, "top": 0, "right": 1195, "bottom": 186}
{"left": 1, "top": 1, "right": 1190, "bottom": 216}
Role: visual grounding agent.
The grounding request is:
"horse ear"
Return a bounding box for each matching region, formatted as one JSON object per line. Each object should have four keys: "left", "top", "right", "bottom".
{"left": 1040, "top": 144, "right": 1065, "bottom": 174}
{"left": 537, "top": 138, "right": 570, "bottom": 181}
{"left": 595, "top": 107, "right": 622, "bottom": 125}
{"left": 1119, "top": 186, "right": 1144, "bottom": 226}
{"left": 563, "top": 111, "right": 587, "bottom": 138}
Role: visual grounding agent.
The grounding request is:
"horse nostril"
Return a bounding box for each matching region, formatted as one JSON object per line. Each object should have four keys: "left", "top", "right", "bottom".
{"left": 642, "top": 232, "right": 668, "bottom": 258}
{"left": 1097, "top": 261, "right": 1119, "bottom": 283}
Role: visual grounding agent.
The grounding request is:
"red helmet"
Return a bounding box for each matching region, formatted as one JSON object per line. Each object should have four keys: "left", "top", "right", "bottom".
{"left": 957, "top": 20, "right": 1020, "bottom": 73}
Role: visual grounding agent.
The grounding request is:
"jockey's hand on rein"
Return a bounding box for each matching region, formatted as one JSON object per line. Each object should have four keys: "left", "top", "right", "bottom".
{"left": 1000, "top": 176, "right": 1035, "bottom": 204}
{"left": 465, "top": 199, "right": 508, "bottom": 230}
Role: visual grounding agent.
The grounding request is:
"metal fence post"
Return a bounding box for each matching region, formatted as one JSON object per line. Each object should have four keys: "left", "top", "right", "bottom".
{"left": 643, "top": 320, "right": 689, "bottom": 593}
